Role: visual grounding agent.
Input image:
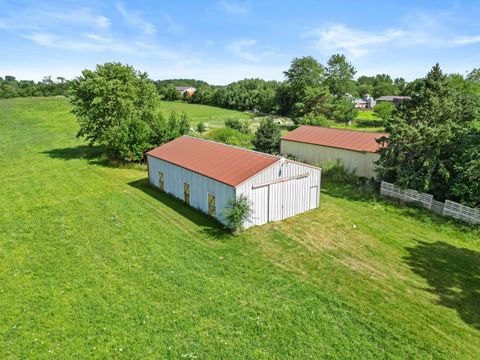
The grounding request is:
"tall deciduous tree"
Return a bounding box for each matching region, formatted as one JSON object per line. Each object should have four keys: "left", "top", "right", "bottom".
{"left": 325, "top": 54, "right": 356, "bottom": 97}
{"left": 71, "top": 62, "right": 165, "bottom": 161}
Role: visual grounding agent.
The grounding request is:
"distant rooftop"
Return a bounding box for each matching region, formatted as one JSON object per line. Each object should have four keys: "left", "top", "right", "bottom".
{"left": 175, "top": 86, "right": 195, "bottom": 91}
{"left": 281, "top": 126, "right": 387, "bottom": 153}
{"left": 376, "top": 95, "right": 411, "bottom": 101}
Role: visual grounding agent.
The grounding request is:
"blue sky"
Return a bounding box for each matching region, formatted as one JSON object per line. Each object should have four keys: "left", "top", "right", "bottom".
{"left": 1, "top": 0, "right": 480, "bottom": 84}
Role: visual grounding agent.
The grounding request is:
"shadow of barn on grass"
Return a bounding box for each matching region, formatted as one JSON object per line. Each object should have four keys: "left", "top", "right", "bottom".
{"left": 128, "top": 178, "right": 232, "bottom": 241}
{"left": 404, "top": 240, "right": 480, "bottom": 330}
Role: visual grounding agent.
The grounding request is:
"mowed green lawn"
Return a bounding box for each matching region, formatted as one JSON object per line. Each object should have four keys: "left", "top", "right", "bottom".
{"left": 1, "top": 97, "right": 479, "bottom": 359}
{"left": 159, "top": 100, "right": 251, "bottom": 126}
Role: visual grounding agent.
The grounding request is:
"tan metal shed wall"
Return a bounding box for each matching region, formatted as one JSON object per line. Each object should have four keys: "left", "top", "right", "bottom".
{"left": 280, "top": 140, "right": 380, "bottom": 178}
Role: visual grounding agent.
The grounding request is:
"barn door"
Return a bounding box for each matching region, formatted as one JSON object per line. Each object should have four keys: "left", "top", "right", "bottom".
{"left": 268, "top": 183, "right": 284, "bottom": 222}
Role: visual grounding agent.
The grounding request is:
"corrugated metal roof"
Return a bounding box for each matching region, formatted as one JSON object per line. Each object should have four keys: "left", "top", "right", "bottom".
{"left": 146, "top": 136, "right": 280, "bottom": 187}
{"left": 281, "top": 125, "right": 387, "bottom": 153}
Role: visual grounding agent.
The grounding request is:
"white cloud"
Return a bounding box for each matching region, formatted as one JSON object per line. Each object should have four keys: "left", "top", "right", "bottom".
{"left": 22, "top": 32, "right": 181, "bottom": 61}
{"left": 160, "top": 13, "right": 183, "bottom": 34}
{"left": 226, "top": 39, "right": 276, "bottom": 62}
{"left": 451, "top": 34, "right": 480, "bottom": 45}
{"left": 305, "top": 22, "right": 480, "bottom": 58}
{"left": 0, "top": 8, "right": 110, "bottom": 30}
{"left": 305, "top": 24, "right": 411, "bottom": 58}
{"left": 218, "top": 1, "right": 248, "bottom": 14}
{"left": 116, "top": 2, "right": 156, "bottom": 35}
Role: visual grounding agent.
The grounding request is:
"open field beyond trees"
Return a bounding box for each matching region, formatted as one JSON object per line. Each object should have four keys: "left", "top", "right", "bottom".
{"left": 0, "top": 97, "right": 479, "bottom": 358}
{"left": 159, "top": 100, "right": 251, "bottom": 127}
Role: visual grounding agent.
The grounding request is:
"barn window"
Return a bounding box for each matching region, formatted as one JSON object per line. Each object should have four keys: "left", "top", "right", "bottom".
{"left": 158, "top": 172, "right": 164, "bottom": 191}
{"left": 208, "top": 193, "right": 216, "bottom": 217}
{"left": 183, "top": 182, "right": 190, "bottom": 205}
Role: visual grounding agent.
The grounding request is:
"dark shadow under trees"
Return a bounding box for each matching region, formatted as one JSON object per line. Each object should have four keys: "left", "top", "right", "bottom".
{"left": 404, "top": 240, "right": 480, "bottom": 330}
{"left": 42, "top": 144, "right": 104, "bottom": 161}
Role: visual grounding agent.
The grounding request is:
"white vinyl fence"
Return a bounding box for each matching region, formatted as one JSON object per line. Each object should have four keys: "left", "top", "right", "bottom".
{"left": 380, "top": 181, "right": 480, "bottom": 225}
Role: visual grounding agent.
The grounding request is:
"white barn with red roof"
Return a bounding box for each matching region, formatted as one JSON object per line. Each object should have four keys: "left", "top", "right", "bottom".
{"left": 146, "top": 136, "right": 321, "bottom": 228}
{"left": 281, "top": 126, "right": 387, "bottom": 178}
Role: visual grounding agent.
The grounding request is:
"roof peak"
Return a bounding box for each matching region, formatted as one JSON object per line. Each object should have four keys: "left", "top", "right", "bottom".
{"left": 182, "top": 135, "right": 281, "bottom": 160}
{"left": 295, "top": 125, "right": 387, "bottom": 136}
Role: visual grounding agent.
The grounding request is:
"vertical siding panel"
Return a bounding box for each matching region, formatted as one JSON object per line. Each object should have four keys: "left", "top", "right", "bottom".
{"left": 281, "top": 140, "right": 379, "bottom": 178}
{"left": 147, "top": 155, "right": 235, "bottom": 225}
{"left": 237, "top": 160, "right": 321, "bottom": 228}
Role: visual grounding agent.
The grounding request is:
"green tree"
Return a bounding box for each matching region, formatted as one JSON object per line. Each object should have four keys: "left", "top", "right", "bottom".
{"left": 326, "top": 97, "right": 358, "bottom": 124}
{"left": 70, "top": 62, "right": 160, "bottom": 161}
{"left": 377, "top": 63, "right": 480, "bottom": 205}
{"left": 103, "top": 118, "right": 152, "bottom": 162}
{"left": 160, "top": 84, "right": 180, "bottom": 101}
{"left": 284, "top": 56, "right": 324, "bottom": 107}
{"left": 325, "top": 54, "right": 356, "bottom": 97}
{"left": 373, "top": 102, "right": 395, "bottom": 121}
{"left": 253, "top": 117, "right": 281, "bottom": 154}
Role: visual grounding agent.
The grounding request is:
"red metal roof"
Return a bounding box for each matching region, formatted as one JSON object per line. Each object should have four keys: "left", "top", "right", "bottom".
{"left": 146, "top": 136, "right": 280, "bottom": 187}
{"left": 281, "top": 125, "right": 387, "bottom": 153}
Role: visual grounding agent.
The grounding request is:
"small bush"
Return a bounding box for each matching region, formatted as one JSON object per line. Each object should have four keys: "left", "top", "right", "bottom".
{"left": 196, "top": 121, "right": 206, "bottom": 133}
{"left": 298, "top": 113, "right": 331, "bottom": 127}
{"left": 224, "top": 118, "right": 250, "bottom": 134}
{"left": 223, "top": 194, "right": 252, "bottom": 232}
{"left": 322, "top": 160, "right": 379, "bottom": 196}
{"left": 322, "top": 160, "right": 359, "bottom": 185}
{"left": 204, "top": 127, "right": 253, "bottom": 148}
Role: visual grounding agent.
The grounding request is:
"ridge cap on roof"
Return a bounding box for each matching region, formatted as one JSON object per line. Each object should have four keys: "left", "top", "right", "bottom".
{"left": 181, "top": 135, "right": 282, "bottom": 160}
{"left": 283, "top": 125, "right": 387, "bottom": 137}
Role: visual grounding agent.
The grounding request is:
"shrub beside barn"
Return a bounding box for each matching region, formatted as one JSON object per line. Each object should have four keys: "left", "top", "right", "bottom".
{"left": 146, "top": 136, "right": 321, "bottom": 228}
{"left": 280, "top": 126, "right": 386, "bottom": 178}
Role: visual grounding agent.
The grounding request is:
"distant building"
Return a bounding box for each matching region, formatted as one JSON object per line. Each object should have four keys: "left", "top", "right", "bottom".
{"left": 352, "top": 94, "right": 376, "bottom": 109}
{"left": 376, "top": 95, "right": 411, "bottom": 104}
{"left": 365, "top": 94, "right": 376, "bottom": 108}
{"left": 175, "top": 86, "right": 196, "bottom": 97}
{"left": 353, "top": 99, "right": 369, "bottom": 109}
{"left": 281, "top": 125, "right": 387, "bottom": 178}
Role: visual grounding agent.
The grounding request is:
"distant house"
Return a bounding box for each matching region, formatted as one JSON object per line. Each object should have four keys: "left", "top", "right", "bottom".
{"left": 376, "top": 95, "right": 411, "bottom": 105}
{"left": 175, "top": 86, "right": 196, "bottom": 97}
{"left": 146, "top": 136, "right": 321, "bottom": 228}
{"left": 352, "top": 94, "right": 376, "bottom": 109}
{"left": 280, "top": 126, "right": 387, "bottom": 178}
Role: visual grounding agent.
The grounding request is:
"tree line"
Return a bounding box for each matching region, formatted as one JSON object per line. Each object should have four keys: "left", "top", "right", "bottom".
{"left": 153, "top": 55, "right": 410, "bottom": 125}
{"left": 0, "top": 76, "right": 70, "bottom": 98}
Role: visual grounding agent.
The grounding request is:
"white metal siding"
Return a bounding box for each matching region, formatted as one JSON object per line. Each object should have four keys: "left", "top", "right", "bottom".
{"left": 281, "top": 140, "right": 380, "bottom": 178}
{"left": 236, "top": 160, "right": 321, "bottom": 228}
{"left": 147, "top": 155, "right": 235, "bottom": 225}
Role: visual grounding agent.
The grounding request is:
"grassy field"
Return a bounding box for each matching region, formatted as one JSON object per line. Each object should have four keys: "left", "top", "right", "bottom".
{"left": 1, "top": 97, "right": 479, "bottom": 358}
{"left": 159, "top": 100, "right": 251, "bottom": 127}
{"left": 323, "top": 110, "right": 384, "bottom": 132}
